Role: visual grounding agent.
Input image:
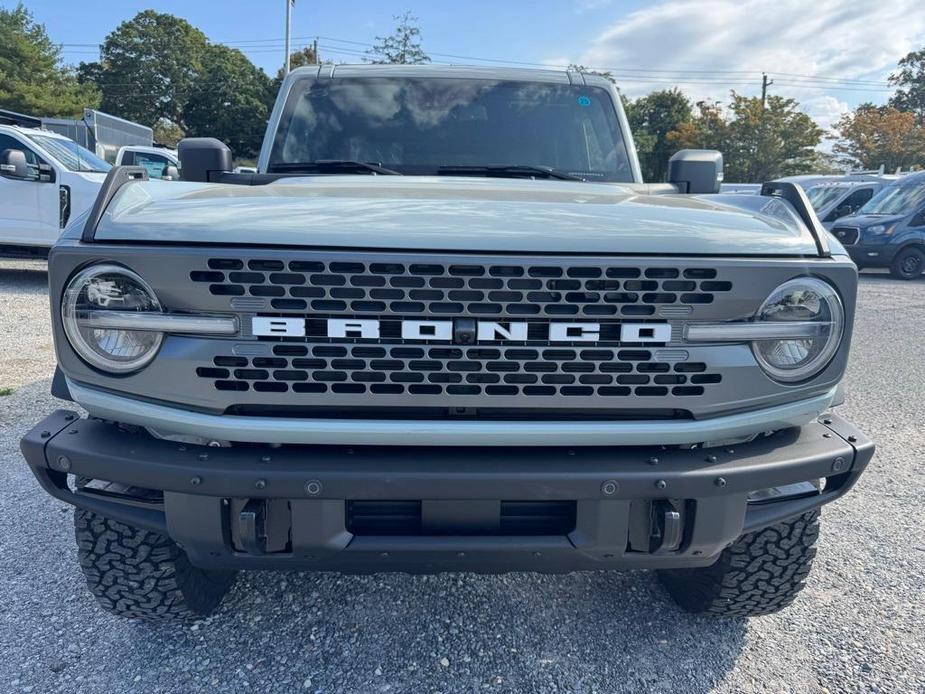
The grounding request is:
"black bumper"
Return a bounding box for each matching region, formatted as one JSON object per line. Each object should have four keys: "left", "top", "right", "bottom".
{"left": 21, "top": 410, "right": 873, "bottom": 573}
{"left": 846, "top": 243, "right": 897, "bottom": 267}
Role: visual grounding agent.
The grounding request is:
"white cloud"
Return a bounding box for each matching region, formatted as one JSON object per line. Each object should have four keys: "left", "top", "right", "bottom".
{"left": 561, "top": 0, "right": 925, "bottom": 110}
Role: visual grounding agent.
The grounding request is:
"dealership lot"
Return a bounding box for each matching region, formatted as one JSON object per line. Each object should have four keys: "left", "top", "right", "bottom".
{"left": 0, "top": 259, "right": 922, "bottom": 694}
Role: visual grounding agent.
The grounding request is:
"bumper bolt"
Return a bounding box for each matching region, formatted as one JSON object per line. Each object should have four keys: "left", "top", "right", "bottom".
{"left": 832, "top": 457, "right": 846, "bottom": 472}
{"left": 254, "top": 479, "right": 267, "bottom": 490}
{"left": 847, "top": 435, "right": 858, "bottom": 443}
{"left": 647, "top": 457, "right": 659, "bottom": 465}
{"left": 190, "top": 476, "right": 202, "bottom": 486}
{"left": 305, "top": 480, "right": 322, "bottom": 496}
{"left": 64, "top": 414, "right": 75, "bottom": 421}
{"left": 261, "top": 455, "right": 271, "bottom": 463}
{"left": 40, "top": 431, "right": 50, "bottom": 439}
{"left": 705, "top": 455, "right": 718, "bottom": 463}
{"left": 56, "top": 456, "right": 71, "bottom": 472}
{"left": 601, "top": 480, "right": 619, "bottom": 496}
{"left": 198, "top": 453, "right": 209, "bottom": 461}
{"left": 823, "top": 418, "right": 833, "bottom": 425}
{"left": 714, "top": 477, "right": 727, "bottom": 487}
{"left": 655, "top": 479, "right": 667, "bottom": 490}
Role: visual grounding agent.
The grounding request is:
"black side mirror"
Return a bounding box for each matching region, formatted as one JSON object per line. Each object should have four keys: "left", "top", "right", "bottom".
{"left": 0, "top": 149, "right": 31, "bottom": 179}
{"left": 177, "top": 138, "right": 232, "bottom": 182}
{"left": 668, "top": 149, "right": 723, "bottom": 194}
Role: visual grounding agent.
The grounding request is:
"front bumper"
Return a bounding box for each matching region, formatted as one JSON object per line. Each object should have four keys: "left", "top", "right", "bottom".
{"left": 22, "top": 410, "right": 873, "bottom": 573}
{"left": 846, "top": 242, "right": 898, "bottom": 267}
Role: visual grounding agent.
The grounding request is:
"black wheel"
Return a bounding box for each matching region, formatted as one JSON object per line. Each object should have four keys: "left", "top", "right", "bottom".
{"left": 657, "top": 511, "right": 819, "bottom": 618}
{"left": 890, "top": 246, "right": 925, "bottom": 280}
{"left": 74, "top": 506, "right": 236, "bottom": 621}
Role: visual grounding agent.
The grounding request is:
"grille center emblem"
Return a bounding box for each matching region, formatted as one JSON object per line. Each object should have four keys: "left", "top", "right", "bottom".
{"left": 251, "top": 317, "right": 672, "bottom": 344}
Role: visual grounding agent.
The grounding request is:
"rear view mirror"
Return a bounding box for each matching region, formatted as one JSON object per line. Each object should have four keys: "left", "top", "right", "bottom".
{"left": 177, "top": 138, "right": 232, "bottom": 182}
{"left": 668, "top": 150, "right": 723, "bottom": 194}
{"left": 0, "top": 149, "right": 31, "bottom": 179}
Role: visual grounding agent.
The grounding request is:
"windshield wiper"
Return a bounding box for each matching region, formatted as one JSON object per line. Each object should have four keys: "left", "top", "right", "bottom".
{"left": 437, "top": 164, "right": 584, "bottom": 181}
{"left": 270, "top": 160, "right": 402, "bottom": 175}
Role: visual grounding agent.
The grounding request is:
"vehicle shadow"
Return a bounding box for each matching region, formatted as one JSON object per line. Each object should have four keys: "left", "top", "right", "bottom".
{"left": 0, "top": 260, "right": 48, "bottom": 294}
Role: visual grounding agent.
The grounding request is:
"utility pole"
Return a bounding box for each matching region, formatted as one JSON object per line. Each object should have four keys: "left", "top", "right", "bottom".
{"left": 284, "top": 0, "right": 294, "bottom": 74}
{"left": 761, "top": 72, "right": 774, "bottom": 110}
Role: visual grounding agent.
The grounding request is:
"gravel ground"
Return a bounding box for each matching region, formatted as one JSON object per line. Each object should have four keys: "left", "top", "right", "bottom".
{"left": 0, "top": 258, "right": 923, "bottom": 693}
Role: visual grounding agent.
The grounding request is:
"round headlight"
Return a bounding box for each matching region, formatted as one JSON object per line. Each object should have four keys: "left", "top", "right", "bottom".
{"left": 752, "top": 277, "right": 844, "bottom": 383}
{"left": 62, "top": 264, "right": 163, "bottom": 373}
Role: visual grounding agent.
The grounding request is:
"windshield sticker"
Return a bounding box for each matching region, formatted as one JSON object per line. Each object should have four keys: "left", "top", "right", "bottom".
{"left": 577, "top": 95, "right": 592, "bottom": 107}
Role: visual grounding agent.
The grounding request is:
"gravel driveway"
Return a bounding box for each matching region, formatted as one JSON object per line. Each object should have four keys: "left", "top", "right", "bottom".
{"left": 0, "top": 259, "right": 922, "bottom": 693}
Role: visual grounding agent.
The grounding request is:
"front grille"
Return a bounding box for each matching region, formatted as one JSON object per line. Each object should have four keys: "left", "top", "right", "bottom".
{"left": 346, "top": 500, "right": 577, "bottom": 536}
{"left": 196, "top": 345, "right": 722, "bottom": 399}
{"left": 830, "top": 226, "right": 859, "bottom": 245}
{"left": 192, "top": 259, "right": 731, "bottom": 318}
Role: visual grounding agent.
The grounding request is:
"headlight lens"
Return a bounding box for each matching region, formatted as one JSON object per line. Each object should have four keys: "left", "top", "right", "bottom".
{"left": 752, "top": 277, "right": 844, "bottom": 382}
{"left": 62, "top": 264, "right": 163, "bottom": 373}
{"left": 865, "top": 224, "right": 895, "bottom": 236}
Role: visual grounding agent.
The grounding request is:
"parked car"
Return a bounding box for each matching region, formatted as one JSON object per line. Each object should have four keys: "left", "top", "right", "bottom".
{"left": 0, "top": 123, "right": 110, "bottom": 255}
{"left": 830, "top": 171, "right": 925, "bottom": 279}
{"left": 22, "top": 64, "right": 872, "bottom": 622}
{"left": 804, "top": 180, "right": 893, "bottom": 230}
{"left": 115, "top": 145, "right": 180, "bottom": 179}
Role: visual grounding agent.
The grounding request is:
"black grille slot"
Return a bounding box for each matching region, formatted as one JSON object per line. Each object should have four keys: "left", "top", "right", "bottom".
{"left": 346, "top": 500, "right": 576, "bottom": 536}
{"left": 192, "top": 259, "right": 728, "bottom": 317}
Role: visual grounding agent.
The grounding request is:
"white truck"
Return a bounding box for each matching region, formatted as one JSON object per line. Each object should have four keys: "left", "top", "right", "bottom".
{"left": 0, "top": 113, "right": 179, "bottom": 256}
{"left": 0, "top": 123, "right": 111, "bottom": 256}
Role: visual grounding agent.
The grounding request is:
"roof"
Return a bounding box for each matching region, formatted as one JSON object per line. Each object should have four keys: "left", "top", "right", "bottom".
{"left": 286, "top": 63, "right": 614, "bottom": 88}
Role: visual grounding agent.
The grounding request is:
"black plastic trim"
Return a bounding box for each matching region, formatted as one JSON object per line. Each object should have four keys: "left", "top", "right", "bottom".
{"left": 21, "top": 409, "right": 872, "bottom": 572}
{"left": 81, "top": 166, "right": 149, "bottom": 242}
{"left": 761, "top": 180, "right": 831, "bottom": 257}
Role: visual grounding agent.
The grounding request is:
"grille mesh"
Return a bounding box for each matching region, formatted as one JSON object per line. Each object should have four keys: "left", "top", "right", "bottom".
{"left": 830, "top": 227, "right": 859, "bottom": 245}
{"left": 196, "top": 345, "right": 722, "bottom": 398}
{"left": 192, "top": 259, "right": 731, "bottom": 317}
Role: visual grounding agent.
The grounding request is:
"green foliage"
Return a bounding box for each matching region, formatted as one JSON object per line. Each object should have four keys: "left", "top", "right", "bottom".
{"left": 152, "top": 119, "right": 184, "bottom": 148}
{"left": 0, "top": 387, "right": 13, "bottom": 397}
{"left": 184, "top": 45, "right": 273, "bottom": 159}
{"left": 80, "top": 11, "right": 209, "bottom": 129}
{"left": 0, "top": 3, "right": 99, "bottom": 116}
{"left": 368, "top": 12, "right": 430, "bottom": 65}
{"left": 832, "top": 104, "right": 925, "bottom": 171}
{"left": 889, "top": 47, "right": 925, "bottom": 123}
{"left": 624, "top": 89, "right": 692, "bottom": 181}
{"left": 668, "top": 93, "right": 822, "bottom": 182}
{"left": 271, "top": 45, "right": 321, "bottom": 94}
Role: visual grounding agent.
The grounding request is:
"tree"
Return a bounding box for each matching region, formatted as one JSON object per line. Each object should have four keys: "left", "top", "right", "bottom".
{"left": 832, "top": 104, "right": 925, "bottom": 171}
{"left": 0, "top": 3, "right": 99, "bottom": 116}
{"left": 624, "top": 89, "right": 692, "bottom": 181}
{"left": 271, "top": 45, "right": 321, "bottom": 94}
{"left": 153, "top": 120, "right": 184, "bottom": 148}
{"left": 669, "top": 93, "right": 822, "bottom": 182}
{"left": 367, "top": 12, "right": 430, "bottom": 64}
{"left": 80, "top": 11, "right": 209, "bottom": 129}
{"left": 184, "top": 44, "right": 273, "bottom": 158}
{"left": 889, "top": 47, "right": 925, "bottom": 123}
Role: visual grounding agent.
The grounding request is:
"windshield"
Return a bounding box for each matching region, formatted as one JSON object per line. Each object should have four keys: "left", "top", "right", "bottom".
{"left": 859, "top": 180, "right": 925, "bottom": 215}
{"left": 27, "top": 134, "right": 111, "bottom": 173}
{"left": 269, "top": 77, "right": 634, "bottom": 182}
{"left": 805, "top": 185, "right": 851, "bottom": 211}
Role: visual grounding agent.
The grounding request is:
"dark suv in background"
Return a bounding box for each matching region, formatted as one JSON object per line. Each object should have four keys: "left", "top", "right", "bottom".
{"left": 831, "top": 171, "right": 925, "bottom": 280}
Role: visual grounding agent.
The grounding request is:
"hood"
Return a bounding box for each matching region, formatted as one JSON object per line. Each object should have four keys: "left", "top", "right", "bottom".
{"left": 831, "top": 213, "right": 907, "bottom": 228}
{"left": 94, "top": 176, "right": 820, "bottom": 256}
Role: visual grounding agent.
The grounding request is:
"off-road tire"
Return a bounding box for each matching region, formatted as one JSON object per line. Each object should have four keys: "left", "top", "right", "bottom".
{"left": 74, "top": 508, "right": 236, "bottom": 621}
{"left": 657, "top": 510, "right": 820, "bottom": 617}
{"left": 890, "top": 246, "right": 925, "bottom": 280}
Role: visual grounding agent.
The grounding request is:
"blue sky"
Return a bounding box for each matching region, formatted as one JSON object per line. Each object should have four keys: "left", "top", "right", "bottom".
{"left": 25, "top": 0, "right": 925, "bottom": 132}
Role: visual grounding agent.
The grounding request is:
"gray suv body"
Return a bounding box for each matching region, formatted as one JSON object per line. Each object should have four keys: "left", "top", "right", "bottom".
{"left": 22, "top": 65, "right": 873, "bottom": 621}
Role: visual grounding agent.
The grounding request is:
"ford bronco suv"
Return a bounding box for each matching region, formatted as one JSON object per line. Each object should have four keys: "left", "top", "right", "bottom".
{"left": 21, "top": 65, "right": 873, "bottom": 621}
